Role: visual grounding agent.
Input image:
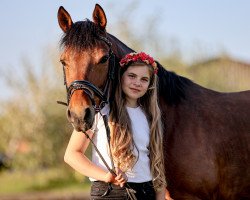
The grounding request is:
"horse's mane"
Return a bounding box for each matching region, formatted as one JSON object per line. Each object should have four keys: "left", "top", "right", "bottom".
{"left": 60, "top": 19, "right": 104, "bottom": 50}
{"left": 157, "top": 61, "right": 192, "bottom": 105}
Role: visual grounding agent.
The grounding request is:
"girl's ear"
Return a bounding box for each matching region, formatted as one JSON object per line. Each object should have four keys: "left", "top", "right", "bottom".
{"left": 58, "top": 6, "right": 73, "bottom": 33}
{"left": 92, "top": 4, "right": 107, "bottom": 30}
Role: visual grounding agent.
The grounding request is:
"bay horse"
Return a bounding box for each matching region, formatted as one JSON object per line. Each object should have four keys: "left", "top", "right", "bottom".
{"left": 57, "top": 4, "right": 250, "bottom": 200}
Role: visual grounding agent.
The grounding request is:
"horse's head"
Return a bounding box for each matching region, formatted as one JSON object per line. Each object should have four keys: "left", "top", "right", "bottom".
{"left": 57, "top": 4, "right": 116, "bottom": 132}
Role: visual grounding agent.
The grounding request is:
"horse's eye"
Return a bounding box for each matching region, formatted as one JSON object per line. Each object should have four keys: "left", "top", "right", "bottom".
{"left": 99, "top": 55, "right": 109, "bottom": 64}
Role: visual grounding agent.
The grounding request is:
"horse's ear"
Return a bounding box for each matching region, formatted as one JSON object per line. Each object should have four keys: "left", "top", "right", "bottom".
{"left": 92, "top": 4, "right": 107, "bottom": 30}
{"left": 57, "top": 6, "right": 73, "bottom": 33}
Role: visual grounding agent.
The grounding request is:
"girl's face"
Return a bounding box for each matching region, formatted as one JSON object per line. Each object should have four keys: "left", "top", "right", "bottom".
{"left": 121, "top": 65, "right": 151, "bottom": 107}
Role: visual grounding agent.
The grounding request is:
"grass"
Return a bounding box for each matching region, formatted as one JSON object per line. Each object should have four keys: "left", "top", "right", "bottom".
{"left": 0, "top": 167, "right": 91, "bottom": 195}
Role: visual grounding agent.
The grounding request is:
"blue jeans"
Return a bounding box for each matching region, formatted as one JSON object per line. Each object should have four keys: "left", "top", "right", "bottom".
{"left": 90, "top": 181, "right": 156, "bottom": 200}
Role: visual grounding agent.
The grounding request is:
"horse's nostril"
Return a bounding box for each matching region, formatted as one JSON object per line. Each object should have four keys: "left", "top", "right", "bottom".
{"left": 67, "top": 109, "right": 72, "bottom": 121}
{"left": 84, "top": 108, "right": 91, "bottom": 121}
{"left": 84, "top": 107, "right": 95, "bottom": 128}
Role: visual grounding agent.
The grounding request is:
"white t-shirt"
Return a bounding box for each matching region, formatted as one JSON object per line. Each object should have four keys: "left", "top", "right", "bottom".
{"left": 90, "top": 105, "right": 152, "bottom": 183}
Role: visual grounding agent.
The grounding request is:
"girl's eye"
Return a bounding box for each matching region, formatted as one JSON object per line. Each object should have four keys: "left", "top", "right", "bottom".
{"left": 142, "top": 78, "right": 149, "bottom": 82}
{"left": 99, "top": 55, "right": 109, "bottom": 64}
{"left": 128, "top": 74, "right": 135, "bottom": 78}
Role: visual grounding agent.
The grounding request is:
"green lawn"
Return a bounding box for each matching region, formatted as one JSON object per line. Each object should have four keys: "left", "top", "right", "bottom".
{"left": 0, "top": 168, "right": 91, "bottom": 195}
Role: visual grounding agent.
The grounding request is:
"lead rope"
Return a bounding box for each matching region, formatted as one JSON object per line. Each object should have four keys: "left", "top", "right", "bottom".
{"left": 102, "top": 115, "right": 137, "bottom": 200}
{"left": 81, "top": 130, "right": 116, "bottom": 177}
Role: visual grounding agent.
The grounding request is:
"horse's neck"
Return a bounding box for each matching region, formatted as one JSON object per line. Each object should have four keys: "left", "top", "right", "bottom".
{"left": 157, "top": 63, "right": 194, "bottom": 106}
{"left": 107, "top": 33, "right": 134, "bottom": 58}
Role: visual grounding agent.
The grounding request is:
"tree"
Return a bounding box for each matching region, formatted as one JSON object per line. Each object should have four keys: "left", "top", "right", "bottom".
{"left": 0, "top": 47, "right": 72, "bottom": 170}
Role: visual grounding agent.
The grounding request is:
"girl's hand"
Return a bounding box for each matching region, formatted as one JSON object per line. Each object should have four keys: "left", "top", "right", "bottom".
{"left": 114, "top": 168, "right": 128, "bottom": 187}
{"left": 104, "top": 168, "right": 128, "bottom": 187}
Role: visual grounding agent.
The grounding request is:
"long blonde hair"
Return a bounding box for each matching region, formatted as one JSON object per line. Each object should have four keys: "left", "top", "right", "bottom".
{"left": 109, "top": 62, "right": 166, "bottom": 190}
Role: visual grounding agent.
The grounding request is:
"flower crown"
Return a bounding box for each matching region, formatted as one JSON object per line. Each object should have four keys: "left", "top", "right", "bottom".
{"left": 119, "top": 52, "right": 158, "bottom": 74}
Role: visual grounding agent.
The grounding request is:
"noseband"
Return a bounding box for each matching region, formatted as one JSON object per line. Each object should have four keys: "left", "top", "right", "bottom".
{"left": 58, "top": 36, "right": 115, "bottom": 112}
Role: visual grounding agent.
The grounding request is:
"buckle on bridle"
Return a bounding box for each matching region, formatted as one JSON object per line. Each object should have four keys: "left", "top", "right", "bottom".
{"left": 93, "top": 101, "right": 108, "bottom": 113}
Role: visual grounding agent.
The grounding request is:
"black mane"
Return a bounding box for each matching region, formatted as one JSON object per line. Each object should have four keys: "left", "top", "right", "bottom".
{"left": 60, "top": 19, "right": 105, "bottom": 50}
{"left": 157, "top": 61, "right": 192, "bottom": 105}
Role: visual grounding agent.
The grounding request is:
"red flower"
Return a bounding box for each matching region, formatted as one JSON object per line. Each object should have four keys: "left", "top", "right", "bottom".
{"left": 119, "top": 52, "right": 158, "bottom": 74}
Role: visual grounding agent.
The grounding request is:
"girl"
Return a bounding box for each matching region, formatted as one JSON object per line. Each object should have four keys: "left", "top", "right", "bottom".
{"left": 64, "top": 52, "right": 171, "bottom": 200}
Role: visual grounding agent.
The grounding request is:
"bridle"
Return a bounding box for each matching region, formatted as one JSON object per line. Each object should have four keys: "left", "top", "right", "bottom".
{"left": 58, "top": 35, "right": 137, "bottom": 199}
{"left": 58, "top": 34, "right": 118, "bottom": 176}
{"left": 58, "top": 35, "right": 116, "bottom": 112}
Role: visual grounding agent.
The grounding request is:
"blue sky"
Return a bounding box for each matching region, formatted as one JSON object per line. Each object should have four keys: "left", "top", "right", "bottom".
{"left": 0, "top": 0, "right": 249, "bottom": 171}
{"left": 0, "top": 0, "right": 249, "bottom": 71}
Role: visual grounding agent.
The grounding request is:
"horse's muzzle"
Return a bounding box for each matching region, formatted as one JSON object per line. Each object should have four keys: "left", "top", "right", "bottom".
{"left": 67, "top": 107, "right": 95, "bottom": 132}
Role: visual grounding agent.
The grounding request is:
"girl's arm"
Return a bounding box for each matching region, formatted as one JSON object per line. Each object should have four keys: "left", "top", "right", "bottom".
{"left": 64, "top": 129, "right": 127, "bottom": 186}
{"left": 64, "top": 129, "right": 109, "bottom": 181}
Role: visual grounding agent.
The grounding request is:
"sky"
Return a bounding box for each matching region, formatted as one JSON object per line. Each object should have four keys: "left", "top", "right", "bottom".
{"left": 0, "top": 0, "right": 250, "bottom": 92}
